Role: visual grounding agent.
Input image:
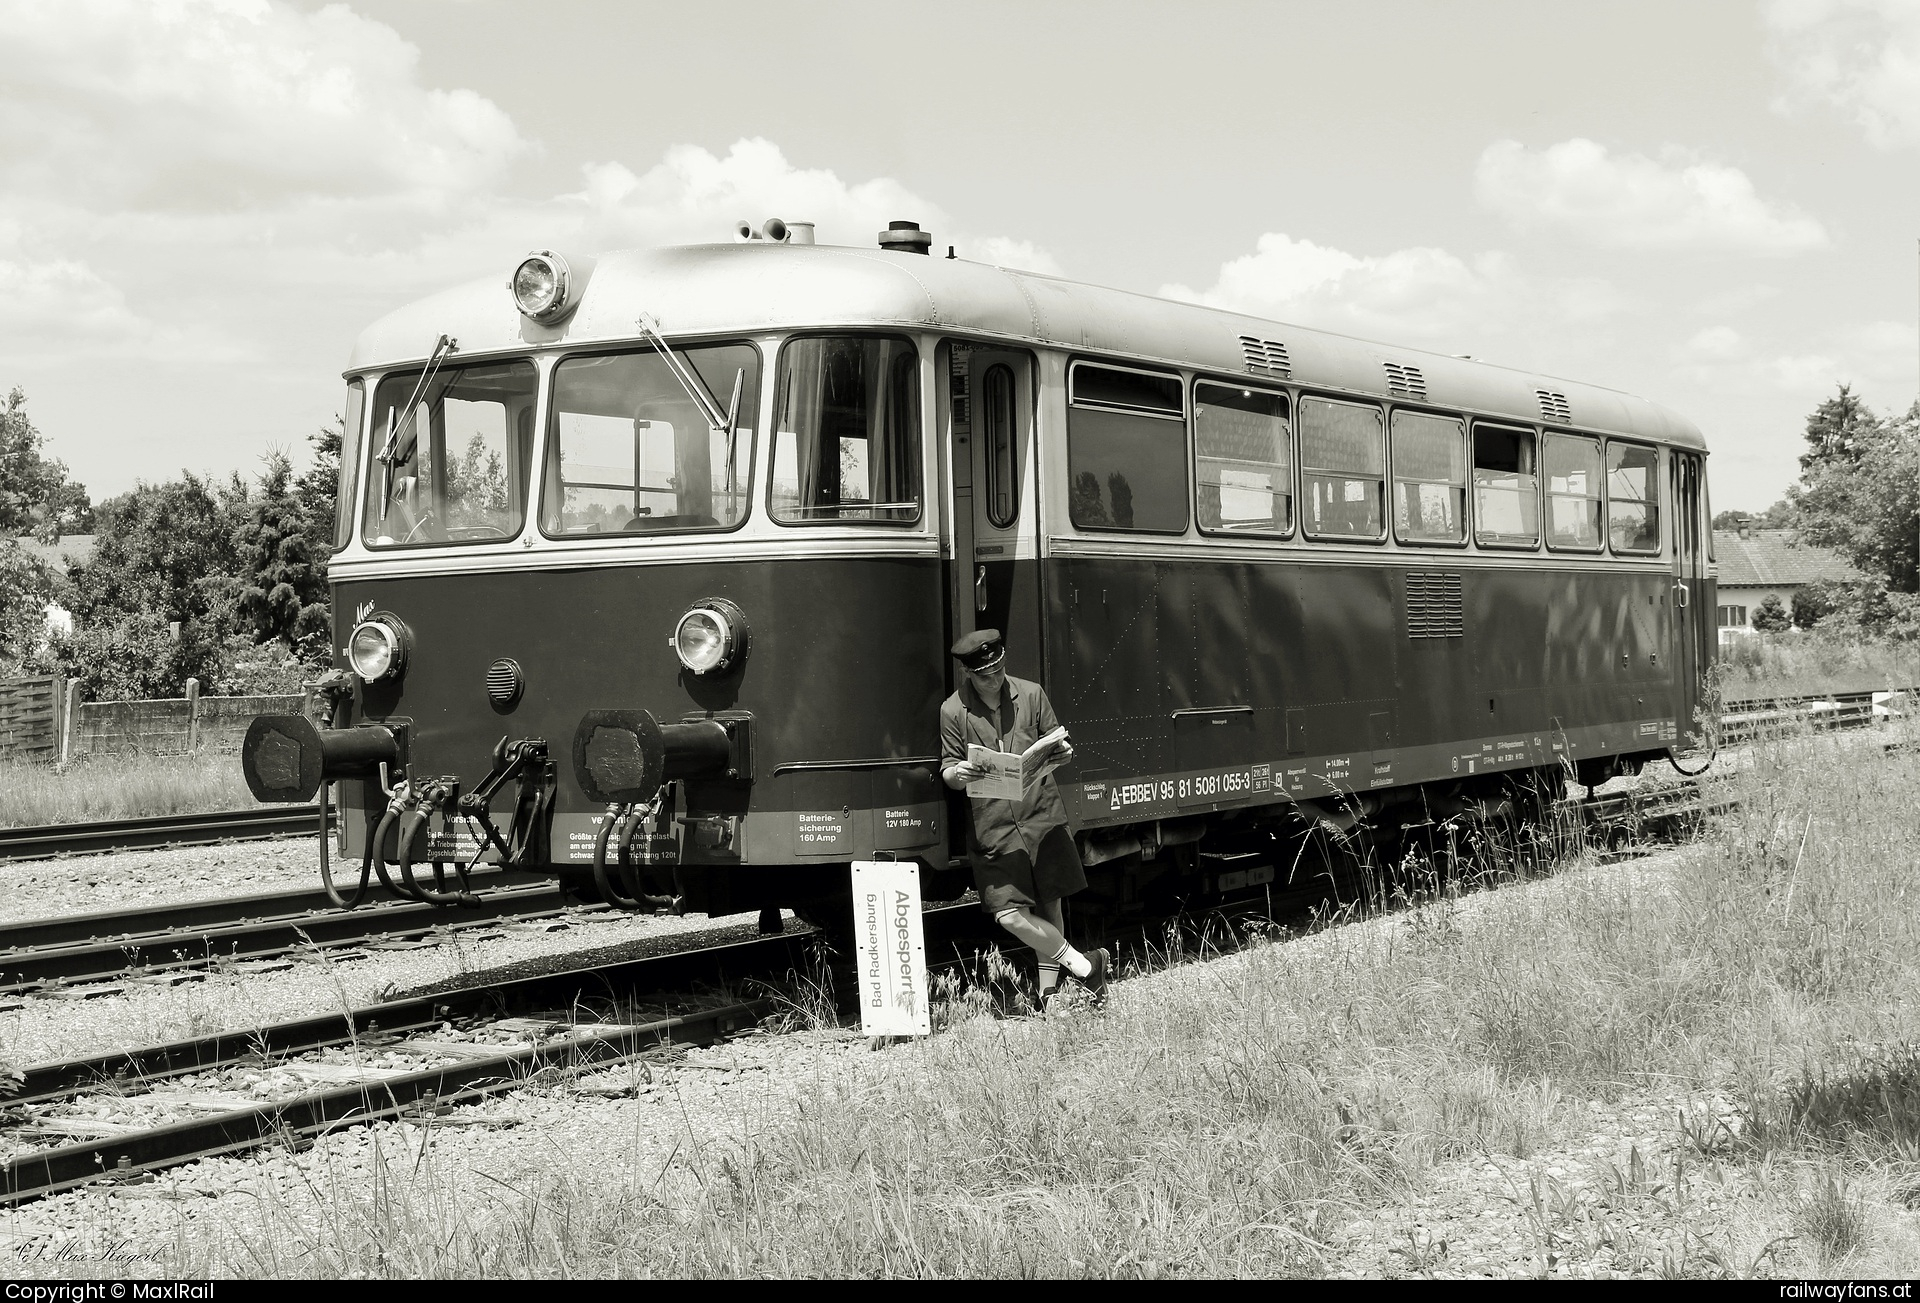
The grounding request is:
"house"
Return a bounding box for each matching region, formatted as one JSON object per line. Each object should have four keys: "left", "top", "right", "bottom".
{"left": 1712, "top": 522, "right": 1859, "bottom": 641}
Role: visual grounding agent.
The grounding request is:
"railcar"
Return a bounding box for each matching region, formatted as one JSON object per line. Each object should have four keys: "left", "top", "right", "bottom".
{"left": 242, "top": 218, "right": 1716, "bottom": 920}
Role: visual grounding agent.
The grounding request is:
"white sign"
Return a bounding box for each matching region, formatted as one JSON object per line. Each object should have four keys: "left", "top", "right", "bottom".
{"left": 850, "top": 861, "right": 931, "bottom": 1037}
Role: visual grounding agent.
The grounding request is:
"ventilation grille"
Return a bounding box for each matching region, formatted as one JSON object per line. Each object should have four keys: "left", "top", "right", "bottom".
{"left": 486, "top": 658, "right": 523, "bottom": 709}
{"left": 1537, "top": 389, "right": 1572, "bottom": 424}
{"left": 1406, "top": 572, "right": 1464, "bottom": 639}
{"left": 1238, "top": 336, "right": 1291, "bottom": 378}
{"left": 1384, "top": 362, "right": 1427, "bottom": 401}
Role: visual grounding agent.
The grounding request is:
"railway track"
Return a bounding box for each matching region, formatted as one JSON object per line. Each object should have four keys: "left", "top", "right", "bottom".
{"left": 0, "top": 805, "right": 322, "bottom": 863}
{"left": 0, "top": 905, "right": 997, "bottom": 1203}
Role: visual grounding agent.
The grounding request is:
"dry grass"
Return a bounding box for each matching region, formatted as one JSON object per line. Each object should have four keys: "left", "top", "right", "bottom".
{"left": 65, "top": 720, "right": 1900, "bottom": 1277}
{"left": 0, "top": 749, "right": 260, "bottom": 827}
{"left": 1720, "top": 632, "right": 1920, "bottom": 701}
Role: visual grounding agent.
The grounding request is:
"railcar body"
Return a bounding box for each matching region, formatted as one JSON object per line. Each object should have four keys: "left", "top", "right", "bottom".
{"left": 244, "top": 229, "right": 1716, "bottom": 916}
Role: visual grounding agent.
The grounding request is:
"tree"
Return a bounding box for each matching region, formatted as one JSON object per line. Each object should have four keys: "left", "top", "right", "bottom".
{"left": 64, "top": 472, "right": 245, "bottom": 630}
{"left": 0, "top": 388, "right": 92, "bottom": 541}
{"left": 1792, "top": 583, "right": 1833, "bottom": 630}
{"left": 1750, "top": 594, "right": 1790, "bottom": 633}
{"left": 0, "top": 539, "right": 57, "bottom": 673}
{"left": 45, "top": 611, "right": 223, "bottom": 701}
{"left": 1789, "top": 387, "right": 1920, "bottom": 594}
{"left": 231, "top": 451, "right": 329, "bottom": 652}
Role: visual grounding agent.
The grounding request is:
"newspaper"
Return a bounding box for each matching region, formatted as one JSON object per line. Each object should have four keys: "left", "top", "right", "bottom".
{"left": 966, "top": 725, "right": 1070, "bottom": 801}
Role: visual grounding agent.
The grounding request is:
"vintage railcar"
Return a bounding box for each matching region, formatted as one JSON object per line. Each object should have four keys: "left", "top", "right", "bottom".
{"left": 241, "top": 220, "right": 1715, "bottom": 917}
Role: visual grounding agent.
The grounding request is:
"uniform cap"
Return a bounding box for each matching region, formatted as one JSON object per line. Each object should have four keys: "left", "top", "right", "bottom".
{"left": 951, "top": 628, "right": 1005, "bottom": 671}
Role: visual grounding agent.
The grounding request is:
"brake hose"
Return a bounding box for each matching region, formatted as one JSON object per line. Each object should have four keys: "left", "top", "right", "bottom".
{"left": 315, "top": 781, "right": 374, "bottom": 910}
{"left": 592, "top": 802, "right": 643, "bottom": 909}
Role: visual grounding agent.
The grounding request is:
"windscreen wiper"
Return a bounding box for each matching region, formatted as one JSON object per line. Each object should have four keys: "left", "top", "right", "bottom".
{"left": 636, "top": 314, "right": 739, "bottom": 439}
{"left": 375, "top": 334, "right": 458, "bottom": 522}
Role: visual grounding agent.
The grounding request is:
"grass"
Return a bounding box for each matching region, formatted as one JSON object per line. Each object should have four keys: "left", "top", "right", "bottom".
{"left": 1719, "top": 631, "right": 1920, "bottom": 701}
{"left": 0, "top": 749, "right": 261, "bottom": 827}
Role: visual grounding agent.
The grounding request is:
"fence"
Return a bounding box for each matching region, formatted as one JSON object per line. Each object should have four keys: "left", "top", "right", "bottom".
{"left": 0, "top": 676, "right": 64, "bottom": 762}
{"left": 0, "top": 676, "right": 302, "bottom": 762}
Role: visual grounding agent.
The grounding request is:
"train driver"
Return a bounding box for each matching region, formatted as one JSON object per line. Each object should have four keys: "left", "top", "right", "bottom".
{"left": 940, "top": 629, "right": 1111, "bottom": 1010}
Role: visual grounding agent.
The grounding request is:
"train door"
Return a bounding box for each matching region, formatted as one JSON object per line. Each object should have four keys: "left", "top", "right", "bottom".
{"left": 1669, "top": 449, "right": 1710, "bottom": 742}
{"left": 942, "top": 342, "right": 1042, "bottom": 678}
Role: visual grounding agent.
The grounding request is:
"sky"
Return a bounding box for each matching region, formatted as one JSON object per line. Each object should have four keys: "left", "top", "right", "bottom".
{"left": 1, "top": 0, "right": 1917, "bottom": 512}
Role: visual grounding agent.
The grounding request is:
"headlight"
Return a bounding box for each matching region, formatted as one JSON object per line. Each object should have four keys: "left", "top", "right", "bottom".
{"left": 671, "top": 598, "right": 747, "bottom": 675}
{"left": 347, "top": 616, "right": 409, "bottom": 682}
{"left": 509, "top": 251, "right": 571, "bottom": 321}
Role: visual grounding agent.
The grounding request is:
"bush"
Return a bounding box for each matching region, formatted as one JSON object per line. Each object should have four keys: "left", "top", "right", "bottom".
{"left": 46, "top": 610, "right": 223, "bottom": 701}
{"left": 1752, "top": 594, "right": 1790, "bottom": 633}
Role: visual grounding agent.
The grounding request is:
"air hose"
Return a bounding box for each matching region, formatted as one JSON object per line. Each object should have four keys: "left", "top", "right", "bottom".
{"left": 315, "top": 781, "right": 375, "bottom": 910}
{"left": 396, "top": 803, "right": 479, "bottom": 906}
{"left": 591, "top": 802, "right": 644, "bottom": 909}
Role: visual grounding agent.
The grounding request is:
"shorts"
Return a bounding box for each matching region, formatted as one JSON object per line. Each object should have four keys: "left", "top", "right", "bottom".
{"left": 971, "top": 825, "right": 1087, "bottom": 915}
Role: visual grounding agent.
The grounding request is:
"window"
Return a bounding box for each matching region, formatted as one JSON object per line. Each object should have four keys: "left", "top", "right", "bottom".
{"left": 982, "top": 363, "right": 1018, "bottom": 528}
{"left": 334, "top": 379, "right": 364, "bottom": 551}
{"left": 1607, "top": 441, "right": 1661, "bottom": 554}
{"left": 541, "top": 343, "right": 760, "bottom": 536}
{"left": 1299, "top": 397, "right": 1385, "bottom": 540}
{"left": 1544, "top": 433, "right": 1603, "bottom": 551}
{"left": 363, "top": 359, "right": 537, "bottom": 547}
{"left": 1067, "top": 362, "right": 1188, "bottom": 532}
{"left": 1195, "top": 382, "right": 1291, "bottom": 535}
{"left": 1473, "top": 424, "right": 1538, "bottom": 548}
{"left": 1717, "top": 604, "right": 1749, "bottom": 628}
{"left": 771, "top": 337, "right": 921, "bottom": 524}
{"left": 1391, "top": 410, "right": 1465, "bottom": 544}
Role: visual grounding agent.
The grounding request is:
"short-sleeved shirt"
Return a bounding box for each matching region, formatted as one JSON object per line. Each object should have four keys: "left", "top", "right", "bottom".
{"left": 939, "top": 674, "right": 1070, "bottom": 860}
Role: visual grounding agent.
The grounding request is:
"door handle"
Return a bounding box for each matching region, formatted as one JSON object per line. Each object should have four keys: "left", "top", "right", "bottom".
{"left": 974, "top": 564, "right": 988, "bottom": 612}
{"left": 1673, "top": 582, "right": 1689, "bottom": 609}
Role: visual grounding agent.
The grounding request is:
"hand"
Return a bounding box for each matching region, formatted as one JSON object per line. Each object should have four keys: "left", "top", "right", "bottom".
{"left": 1054, "top": 741, "right": 1075, "bottom": 764}
{"left": 945, "top": 761, "right": 985, "bottom": 790}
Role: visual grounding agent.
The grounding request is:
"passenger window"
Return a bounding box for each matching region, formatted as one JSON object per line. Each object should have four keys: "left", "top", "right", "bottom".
{"left": 1607, "top": 442, "right": 1661, "bottom": 554}
{"left": 1299, "top": 397, "right": 1385, "bottom": 540}
{"left": 334, "top": 379, "right": 364, "bottom": 551}
{"left": 1473, "top": 424, "right": 1539, "bottom": 548}
{"left": 543, "top": 343, "right": 760, "bottom": 535}
{"left": 982, "top": 363, "right": 1018, "bottom": 528}
{"left": 1391, "top": 410, "right": 1465, "bottom": 544}
{"left": 364, "top": 359, "right": 537, "bottom": 548}
{"left": 1067, "top": 362, "right": 1188, "bottom": 532}
{"left": 771, "top": 336, "right": 921, "bottom": 524}
{"left": 1195, "top": 382, "right": 1291, "bottom": 535}
{"left": 1544, "top": 433, "right": 1603, "bottom": 551}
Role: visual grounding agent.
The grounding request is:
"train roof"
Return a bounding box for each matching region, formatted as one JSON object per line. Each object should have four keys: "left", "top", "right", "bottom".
{"left": 348, "top": 242, "right": 1708, "bottom": 452}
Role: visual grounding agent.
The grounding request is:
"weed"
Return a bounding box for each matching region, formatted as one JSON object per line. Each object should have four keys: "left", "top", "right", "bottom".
{"left": 1795, "top": 1172, "right": 1871, "bottom": 1261}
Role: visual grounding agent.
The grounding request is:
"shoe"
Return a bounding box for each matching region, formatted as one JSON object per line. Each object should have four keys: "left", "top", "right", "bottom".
{"left": 1075, "top": 948, "right": 1111, "bottom": 1007}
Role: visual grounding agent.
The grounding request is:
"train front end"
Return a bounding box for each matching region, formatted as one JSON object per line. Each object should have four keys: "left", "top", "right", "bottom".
{"left": 241, "top": 244, "right": 952, "bottom": 917}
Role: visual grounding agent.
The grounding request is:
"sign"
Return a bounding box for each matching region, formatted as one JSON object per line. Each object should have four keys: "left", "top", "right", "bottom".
{"left": 850, "top": 861, "right": 931, "bottom": 1037}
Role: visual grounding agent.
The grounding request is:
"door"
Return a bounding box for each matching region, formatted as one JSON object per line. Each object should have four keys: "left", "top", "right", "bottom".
{"left": 942, "top": 342, "right": 1043, "bottom": 678}
{"left": 1669, "top": 450, "right": 1710, "bottom": 746}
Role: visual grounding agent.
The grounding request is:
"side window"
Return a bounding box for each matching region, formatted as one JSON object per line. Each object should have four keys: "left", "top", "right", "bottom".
{"left": 1391, "top": 410, "right": 1465, "bottom": 544}
{"left": 771, "top": 336, "right": 921, "bottom": 524}
{"left": 363, "top": 359, "right": 538, "bottom": 548}
{"left": 1544, "top": 433, "right": 1603, "bottom": 551}
{"left": 333, "top": 379, "right": 364, "bottom": 551}
{"left": 1607, "top": 442, "right": 1661, "bottom": 554}
{"left": 1299, "top": 397, "right": 1385, "bottom": 540}
{"left": 1473, "top": 424, "right": 1539, "bottom": 548}
{"left": 981, "top": 363, "right": 1018, "bottom": 528}
{"left": 1067, "top": 362, "right": 1188, "bottom": 532}
{"left": 1194, "top": 382, "right": 1291, "bottom": 535}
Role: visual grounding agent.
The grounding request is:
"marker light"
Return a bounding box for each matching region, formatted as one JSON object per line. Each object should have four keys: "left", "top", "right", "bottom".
{"left": 673, "top": 608, "right": 732, "bottom": 675}
{"left": 347, "top": 617, "right": 409, "bottom": 682}
{"left": 509, "top": 251, "right": 571, "bottom": 322}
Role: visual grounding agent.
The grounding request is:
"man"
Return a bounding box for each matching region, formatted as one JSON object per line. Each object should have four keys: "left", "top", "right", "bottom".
{"left": 940, "top": 628, "right": 1111, "bottom": 1009}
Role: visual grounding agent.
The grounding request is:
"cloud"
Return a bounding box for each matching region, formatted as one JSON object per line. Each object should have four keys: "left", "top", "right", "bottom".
{"left": 1159, "top": 231, "right": 1623, "bottom": 357}
{"left": 1675, "top": 317, "right": 1917, "bottom": 402}
{"left": 1766, "top": 0, "right": 1920, "bottom": 148}
{"left": 1475, "top": 138, "right": 1828, "bottom": 254}
{"left": 968, "top": 237, "right": 1062, "bottom": 276}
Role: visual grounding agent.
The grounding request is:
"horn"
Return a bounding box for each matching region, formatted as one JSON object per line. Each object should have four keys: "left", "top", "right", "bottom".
{"left": 732, "top": 219, "right": 756, "bottom": 242}
{"left": 760, "top": 217, "right": 789, "bottom": 243}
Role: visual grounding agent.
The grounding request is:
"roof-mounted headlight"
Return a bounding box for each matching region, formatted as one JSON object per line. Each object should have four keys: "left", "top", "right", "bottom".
{"left": 347, "top": 614, "right": 411, "bottom": 683}
{"left": 509, "top": 250, "right": 573, "bottom": 322}
{"left": 671, "top": 598, "right": 748, "bottom": 676}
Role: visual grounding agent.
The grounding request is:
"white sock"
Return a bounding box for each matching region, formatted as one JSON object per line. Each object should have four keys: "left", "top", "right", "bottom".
{"left": 1053, "top": 943, "right": 1091, "bottom": 979}
{"left": 1037, "top": 961, "right": 1061, "bottom": 995}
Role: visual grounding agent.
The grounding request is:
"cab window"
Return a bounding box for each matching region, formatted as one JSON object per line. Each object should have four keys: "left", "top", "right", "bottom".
{"left": 363, "top": 359, "right": 537, "bottom": 548}
{"left": 334, "top": 379, "right": 364, "bottom": 551}
{"left": 1607, "top": 441, "right": 1661, "bottom": 554}
{"left": 771, "top": 336, "right": 921, "bottom": 524}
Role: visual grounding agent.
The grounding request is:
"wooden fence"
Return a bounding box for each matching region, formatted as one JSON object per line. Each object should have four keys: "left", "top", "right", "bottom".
{"left": 0, "top": 676, "right": 302, "bottom": 762}
{"left": 0, "top": 676, "right": 63, "bottom": 762}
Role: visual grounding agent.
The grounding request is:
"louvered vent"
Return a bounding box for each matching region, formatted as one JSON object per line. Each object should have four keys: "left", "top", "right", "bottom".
{"left": 1536, "top": 389, "right": 1572, "bottom": 424}
{"left": 1238, "top": 335, "right": 1291, "bottom": 378}
{"left": 486, "top": 658, "right": 523, "bottom": 709}
{"left": 1406, "top": 572, "right": 1464, "bottom": 639}
{"left": 1384, "top": 362, "right": 1427, "bottom": 401}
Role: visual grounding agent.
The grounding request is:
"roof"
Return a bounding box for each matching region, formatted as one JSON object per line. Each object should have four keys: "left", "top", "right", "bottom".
{"left": 1712, "top": 530, "right": 1860, "bottom": 588}
{"left": 10, "top": 534, "right": 94, "bottom": 571}
{"left": 347, "top": 242, "right": 1708, "bottom": 452}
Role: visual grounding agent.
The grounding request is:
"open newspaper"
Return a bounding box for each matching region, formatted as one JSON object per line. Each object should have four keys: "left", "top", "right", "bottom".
{"left": 966, "top": 725, "right": 1070, "bottom": 801}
